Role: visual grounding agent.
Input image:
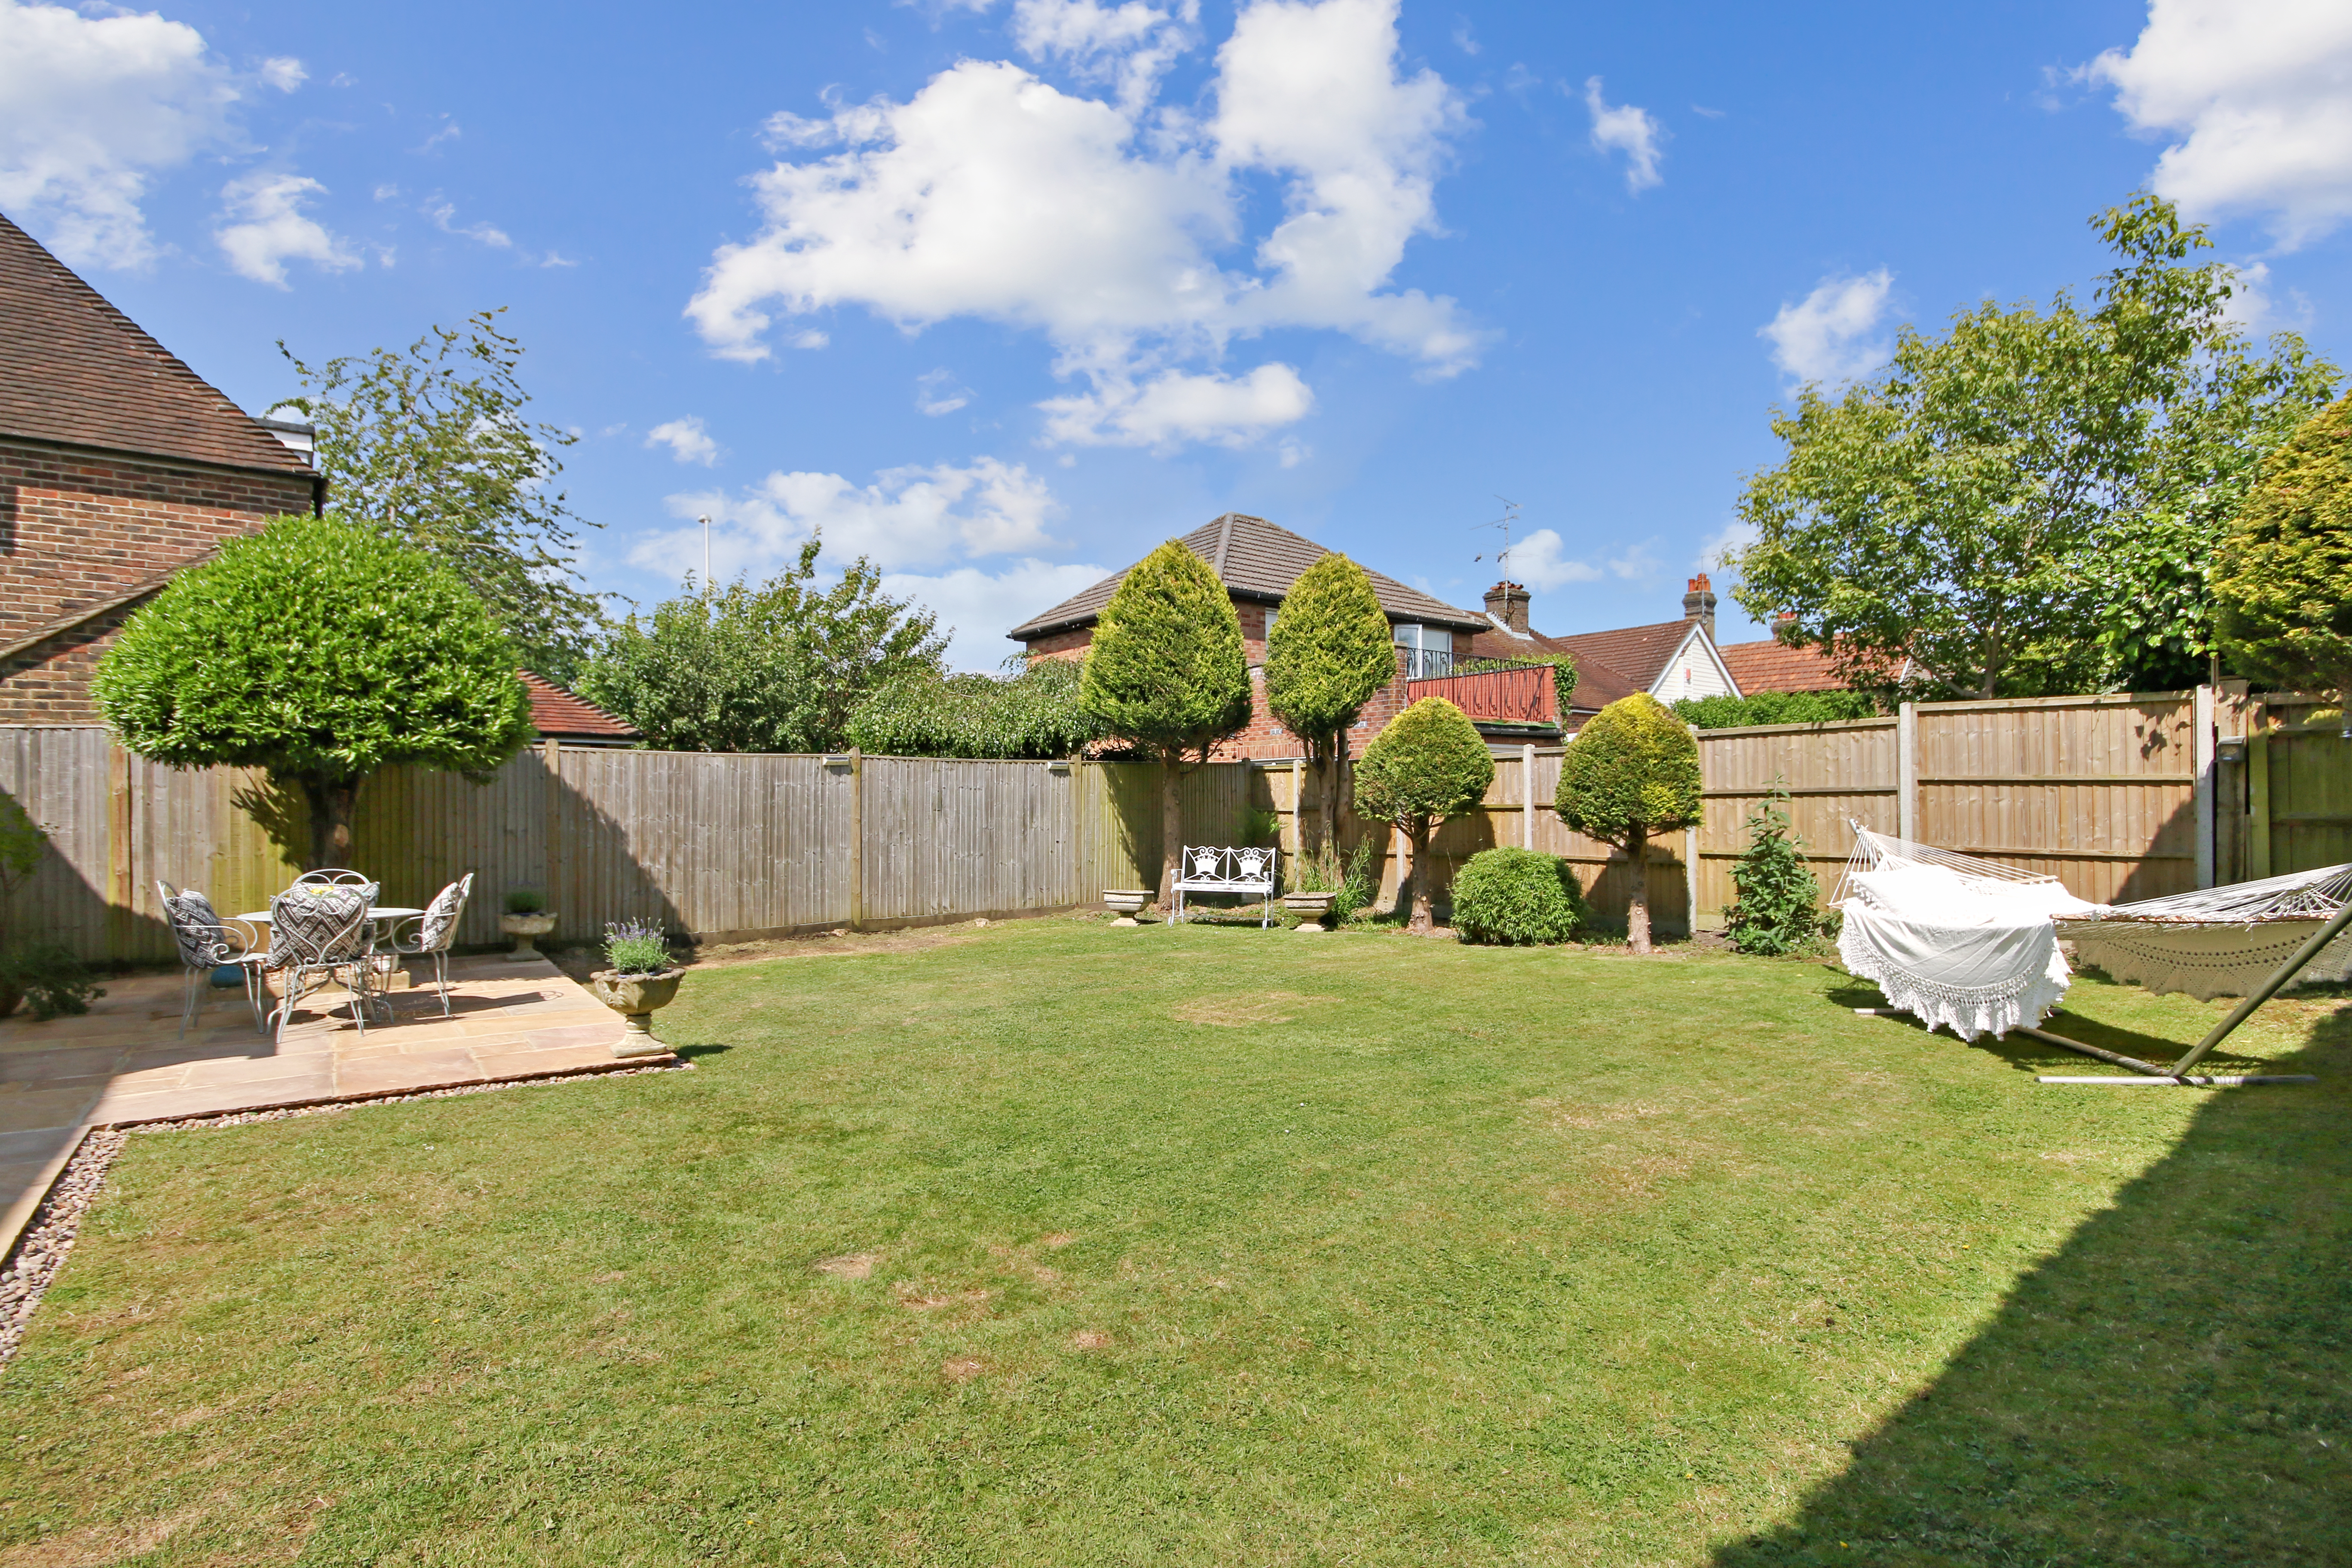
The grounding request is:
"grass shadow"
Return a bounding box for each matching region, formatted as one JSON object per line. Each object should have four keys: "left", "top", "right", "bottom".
{"left": 1714, "top": 1026, "right": 2352, "bottom": 1565}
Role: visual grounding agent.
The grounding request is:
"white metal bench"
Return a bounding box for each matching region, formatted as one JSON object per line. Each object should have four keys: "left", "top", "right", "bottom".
{"left": 1171, "top": 845, "right": 1280, "bottom": 928}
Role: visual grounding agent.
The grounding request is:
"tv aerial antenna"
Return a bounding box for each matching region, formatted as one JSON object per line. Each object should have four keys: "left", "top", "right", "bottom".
{"left": 1473, "top": 496, "right": 1522, "bottom": 575}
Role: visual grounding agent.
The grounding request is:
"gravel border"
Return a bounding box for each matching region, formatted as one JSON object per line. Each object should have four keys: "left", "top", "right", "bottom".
{"left": 0, "top": 1057, "right": 693, "bottom": 1367}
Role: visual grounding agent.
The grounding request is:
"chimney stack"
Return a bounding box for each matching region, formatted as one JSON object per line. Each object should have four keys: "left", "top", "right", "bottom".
{"left": 1683, "top": 573, "right": 1717, "bottom": 642}
{"left": 1483, "top": 581, "right": 1530, "bottom": 635}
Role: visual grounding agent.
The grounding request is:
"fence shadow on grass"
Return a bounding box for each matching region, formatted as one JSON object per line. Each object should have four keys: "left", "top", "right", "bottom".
{"left": 1714, "top": 1012, "right": 2352, "bottom": 1566}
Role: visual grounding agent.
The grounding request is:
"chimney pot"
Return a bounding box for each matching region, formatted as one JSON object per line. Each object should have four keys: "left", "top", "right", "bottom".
{"left": 1483, "top": 580, "right": 1530, "bottom": 636}
{"left": 1682, "top": 575, "right": 1718, "bottom": 642}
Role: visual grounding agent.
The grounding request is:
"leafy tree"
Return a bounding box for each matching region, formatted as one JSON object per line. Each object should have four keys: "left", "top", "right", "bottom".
{"left": 1732, "top": 196, "right": 2337, "bottom": 699}
{"left": 1264, "top": 553, "right": 1396, "bottom": 869}
{"left": 1354, "top": 697, "right": 1494, "bottom": 935}
{"left": 93, "top": 516, "right": 533, "bottom": 868}
{"left": 1673, "top": 690, "right": 1879, "bottom": 729}
{"left": 846, "top": 658, "right": 1106, "bottom": 759}
{"left": 281, "top": 310, "right": 603, "bottom": 677}
{"left": 579, "top": 542, "right": 946, "bottom": 753}
{"left": 1449, "top": 847, "right": 1589, "bottom": 946}
{"left": 1721, "top": 785, "right": 1828, "bottom": 956}
{"left": 1555, "top": 693, "right": 1699, "bottom": 955}
{"left": 1078, "top": 541, "right": 1253, "bottom": 905}
{"left": 2214, "top": 394, "right": 2352, "bottom": 734}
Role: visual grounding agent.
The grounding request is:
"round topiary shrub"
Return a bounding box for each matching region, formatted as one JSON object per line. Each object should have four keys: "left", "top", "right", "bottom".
{"left": 1449, "top": 847, "right": 1589, "bottom": 946}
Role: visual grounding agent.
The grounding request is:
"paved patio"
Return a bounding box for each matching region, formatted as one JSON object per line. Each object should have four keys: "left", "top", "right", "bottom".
{"left": 0, "top": 955, "right": 650, "bottom": 1255}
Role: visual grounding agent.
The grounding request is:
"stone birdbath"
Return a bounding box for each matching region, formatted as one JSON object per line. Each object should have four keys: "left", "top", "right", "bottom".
{"left": 1102, "top": 889, "right": 1152, "bottom": 926}
{"left": 500, "top": 910, "right": 557, "bottom": 961}
{"left": 589, "top": 968, "right": 685, "bottom": 1058}
{"left": 1283, "top": 891, "right": 1337, "bottom": 932}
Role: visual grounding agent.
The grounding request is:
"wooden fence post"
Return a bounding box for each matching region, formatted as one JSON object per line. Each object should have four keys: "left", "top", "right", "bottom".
{"left": 1521, "top": 743, "right": 1535, "bottom": 849}
{"left": 541, "top": 737, "right": 560, "bottom": 939}
{"left": 107, "top": 739, "right": 134, "bottom": 956}
{"left": 1897, "top": 702, "right": 1918, "bottom": 844}
{"left": 2249, "top": 728, "right": 2272, "bottom": 880}
{"left": 2194, "top": 683, "right": 2217, "bottom": 889}
{"left": 848, "top": 747, "right": 864, "bottom": 931}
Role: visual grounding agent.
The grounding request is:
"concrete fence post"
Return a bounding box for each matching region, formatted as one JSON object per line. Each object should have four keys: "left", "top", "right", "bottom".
{"left": 1897, "top": 702, "right": 1919, "bottom": 844}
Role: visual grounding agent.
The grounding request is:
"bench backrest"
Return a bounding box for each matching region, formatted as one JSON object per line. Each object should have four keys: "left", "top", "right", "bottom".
{"left": 1174, "top": 845, "right": 1277, "bottom": 891}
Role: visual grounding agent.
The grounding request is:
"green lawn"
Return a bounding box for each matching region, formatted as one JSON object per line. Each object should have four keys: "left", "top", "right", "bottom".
{"left": 4, "top": 919, "right": 2346, "bottom": 1566}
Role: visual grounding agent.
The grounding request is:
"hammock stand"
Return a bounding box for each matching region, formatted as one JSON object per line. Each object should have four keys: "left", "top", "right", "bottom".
{"left": 1838, "top": 824, "right": 2339, "bottom": 1086}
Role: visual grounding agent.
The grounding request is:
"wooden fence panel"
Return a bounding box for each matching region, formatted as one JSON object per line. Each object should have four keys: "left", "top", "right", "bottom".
{"left": 1694, "top": 718, "right": 1897, "bottom": 923}
{"left": 861, "top": 758, "right": 1077, "bottom": 924}
{"left": 2253, "top": 696, "right": 2352, "bottom": 878}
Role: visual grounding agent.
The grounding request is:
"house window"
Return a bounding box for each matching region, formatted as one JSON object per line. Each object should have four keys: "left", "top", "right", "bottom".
{"left": 1394, "top": 623, "right": 1452, "bottom": 680}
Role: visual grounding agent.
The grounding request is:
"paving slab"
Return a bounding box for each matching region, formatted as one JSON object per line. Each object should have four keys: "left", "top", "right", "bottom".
{"left": 0, "top": 955, "right": 652, "bottom": 1254}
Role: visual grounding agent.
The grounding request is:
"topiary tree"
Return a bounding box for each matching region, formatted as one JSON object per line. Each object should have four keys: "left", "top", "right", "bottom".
{"left": 1078, "top": 541, "right": 1253, "bottom": 904}
{"left": 1721, "top": 784, "right": 1827, "bottom": 956}
{"left": 1450, "top": 847, "right": 1589, "bottom": 946}
{"left": 94, "top": 515, "right": 534, "bottom": 868}
{"left": 2214, "top": 393, "right": 2352, "bottom": 735}
{"left": 1354, "top": 697, "right": 1495, "bottom": 934}
{"left": 1265, "top": 553, "right": 1396, "bottom": 870}
{"left": 1555, "top": 693, "right": 1700, "bottom": 954}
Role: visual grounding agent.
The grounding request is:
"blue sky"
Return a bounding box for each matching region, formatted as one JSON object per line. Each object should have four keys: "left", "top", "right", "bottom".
{"left": 6, "top": 0, "right": 2349, "bottom": 669}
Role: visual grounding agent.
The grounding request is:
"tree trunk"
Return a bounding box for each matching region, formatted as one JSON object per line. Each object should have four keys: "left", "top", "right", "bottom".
{"left": 1303, "top": 738, "right": 1340, "bottom": 870}
{"left": 1407, "top": 823, "right": 1435, "bottom": 934}
{"left": 1158, "top": 760, "right": 1184, "bottom": 908}
{"left": 1625, "top": 825, "right": 1651, "bottom": 954}
{"left": 302, "top": 776, "right": 362, "bottom": 871}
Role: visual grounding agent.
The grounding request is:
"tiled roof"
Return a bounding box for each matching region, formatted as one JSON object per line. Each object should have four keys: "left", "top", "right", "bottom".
{"left": 521, "top": 671, "right": 639, "bottom": 741}
{"left": 0, "top": 210, "right": 315, "bottom": 479}
{"left": 1006, "top": 513, "right": 1484, "bottom": 640}
{"left": 1718, "top": 637, "right": 1849, "bottom": 694}
{"left": 1544, "top": 619, "right": 1703, "bottom": 693}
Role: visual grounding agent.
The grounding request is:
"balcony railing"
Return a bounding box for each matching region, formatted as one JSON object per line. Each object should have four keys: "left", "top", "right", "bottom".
{"left": 1397, "top": 646, "right": 1454, "bottom": 681}
{"left": 1405, "top": 661, "right": 1558, "bottom": 726}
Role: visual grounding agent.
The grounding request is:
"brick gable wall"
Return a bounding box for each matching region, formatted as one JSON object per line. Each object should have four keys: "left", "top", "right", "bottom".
{"left": 1022, "top": 595, "right": 1420, "bottom": 760}
{"left": 0, "top": 435, "right": 317, "bottom": 723}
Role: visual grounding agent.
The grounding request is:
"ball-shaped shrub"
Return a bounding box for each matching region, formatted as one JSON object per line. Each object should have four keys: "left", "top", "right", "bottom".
{"left": 1449, "top": 848, "right": 1590, "bottom": 946}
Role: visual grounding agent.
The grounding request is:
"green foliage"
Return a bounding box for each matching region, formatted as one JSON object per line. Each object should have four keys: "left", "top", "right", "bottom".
{"left": 1556, "top": 694, "right": 1700, "bottom": 848}
{"left": 282, "top": 310, "right": 602, "bottom": 676}
{"left": 1674, "top": 690, "right": 1880, "bottom": 729}
{"left": 601, "top": 919, "right": 674, "bottom": 977}
{"left": 1332, "top": 833, "right": 1380, "bottom": 921}
{"left": 845, "top": 658, "right": 1105, "bottom": 759}
{"left": 1078, "top": 542, "right": 1252, "bottom": 763}
{"left": 504, "top": 888, "right": 548, "bottom": 915}
{"left": 93, "top": 515, "right": 534, "bottom": 867}
{"left": 1284, "top": 850, "right": 1342, "bottom": 894}
{"left": 1455, "top": 653, "right": 1579, "bottom": 715}
{"left": 1732, "top": 195, "right": 2340, "bottom": 700}
{"left": 0, "top": 941, "right": 104, "bottom": 1021}
{"left": 1449, "top": 848, "right": 1589, "bottom": 946}
{"left": 1265, "top": 554, "right": 1395, "bottom": 752}
{"left": 1245, "top": 808, "right": 1283, "bottom": 848}
{"left": 1721, "top": 787, "right": 1828, "bottom": 956}
{"left": 1354, "top": 699, "right": 1495, "bottom": 834}
{"left": 579, "top": 540, "right": 946, "bottom": 753}
{"left": 0, "top": 791, "right": 45, "bottom": 930}
{"left": 2214, "top": 394, "right": 2352, "bottom": 723}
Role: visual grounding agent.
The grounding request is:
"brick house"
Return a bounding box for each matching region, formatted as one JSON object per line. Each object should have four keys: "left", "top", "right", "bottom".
{"left": 0, "top": 211, "right": 323, "bottom": 723}
{"left": 1008, "top": 512, "right": 1514, "bottom": 760}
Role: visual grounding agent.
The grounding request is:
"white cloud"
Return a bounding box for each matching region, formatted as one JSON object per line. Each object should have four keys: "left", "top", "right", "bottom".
{"left": 213, "top": 172, "right": 358, "bottom": 287}
{"left": 426, "top": 199, "right": 511, "bottom": 248}
{"left": 260, "top": 56, "right": 305, "bottom": 92}
{"left": 645, "top": 416, "right": 720, "bottom": 466}
{"left": 1583, "top": 76, "right": 1663, "bottom": 193}
{"left": 790, "top": 328, "right": 830, "bottom": 350}
{"left": 1697, "top": 518, "right": 1758, "bottom": 573}
{"left": 1759, "top": 269, "right": 1895, "bottom": 385}
{"left": 884, "top": 558, "right": 1113, "bottom": 671}
{"left": 1010, "top": 0, "right": 1196, "bottom": 111}
{"left": 645, "top": 456, "right": 1062, "bottom": 578}
{"left": 688, "top": 0, "right": 1476, "bottom": 450}
{"left": 1500, "top": 528, "right": 1602, "bottom": 591}
{"left": 0, "top": 0, "right": 239, "bottom": 269}
{"left": 2086, "top": 0, "right": 2352, "bottom": 248}
{"left": 917, "top": 368, "right": 972, "bottom": 416}
{"left": 1037, "top": 362, "right": 1312, "bottom": 446}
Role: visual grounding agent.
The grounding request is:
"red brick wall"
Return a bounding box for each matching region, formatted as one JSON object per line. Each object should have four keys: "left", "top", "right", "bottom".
{"left": 1023, "top": 597, "right": 1416, "bottom": 761}
{"left": 0, "top": 436, "right": 316, "bottom": 722}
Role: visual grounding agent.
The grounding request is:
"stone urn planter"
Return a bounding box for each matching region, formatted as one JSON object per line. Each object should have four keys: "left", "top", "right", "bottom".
{"left": 1102, "top": 889, "right": 1152, "bottom": 927}
{"left": 588, "top": 968, "right": 686, "bottom": 1058}
{"left": 500, "top": 912, "right": 557, "bottom": 961}
{"left": 1283, "top": 891, "right": 1337, "bottom": 932}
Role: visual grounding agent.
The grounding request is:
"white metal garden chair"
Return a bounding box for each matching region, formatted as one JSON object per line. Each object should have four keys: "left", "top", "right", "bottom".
{"left": 266, "top": 880, "right": 380, "bottom": 1044}
{"left": 386, "top": 872, "right": 474, "bottom": 1016}
{"left": 156, "top": 881, "right": 268, "bottom": 1038}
